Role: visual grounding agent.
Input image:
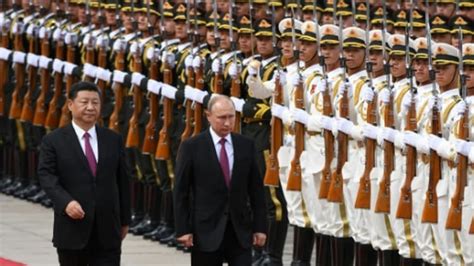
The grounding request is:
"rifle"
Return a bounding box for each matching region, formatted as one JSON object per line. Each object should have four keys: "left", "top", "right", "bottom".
{"left": 374, "top": 1, "right": 393, "bottom": 213}
{"left": 9, "top": 18, "right": 26, "bottom": 120}
{"left": 44, "top": 26, "right": 65, "bottom": 129}
{"left": 263, "top": 2, "right": 283, "bottom": 187}
{"left": 229, "top": 3, "right": 241, "bottom": 133}
{"left": 83, "top": 0, "right": 95, "bottom": 82}
{"left": 328, "top": 15, "right": 348, "bottom": 203}
{"left": 108, "top": 0, "right": 125, "bottom": 133}
{"left": 445, "top": 25, "right": 468, "bottom": 230}
{"left": 181, "top": 0, "right": 195, "bottom": 141}
{"left": 59, "top": 30, "right": 77, "bottom": 127}
{"left": 354, "top": 0, "right": 374, "bottom": 209}
{"left": 96, "top": 4, "right": 108, "bottom": 126}
{"left": 20, "top": 25, "right": 38, "bottom": 123}
{"left": 286, "top": 8, "right": 303, "bottom": 191}
{"left": 396, "top": 0, "right": 416, "bottom": 219}
{"left": 142, "top": 0, "right": 159, "bottom": 154}
{"left": 212, "top": 0, "right": 223, "bottom": 94}
{"left": 421, "top": 2, "right": 441, "bottom": 224}
{"left": 32, "top": 27, "right": 51, "bottom": 127}
{"left": 125, "top": 3, "right": 142, "bottom": 149}
{"left": 0, "top": 18, "right": 10, "bottom": 116}
{"left": 192, "top": 2, "right": 204, "bottom": 137}
{"left": 155, "top": 0, "right": 172, "bottom": 160}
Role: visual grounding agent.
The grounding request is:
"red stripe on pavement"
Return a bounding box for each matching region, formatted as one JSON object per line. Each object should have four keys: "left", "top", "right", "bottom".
{"left": 0, "top": 257, "right": 27, "bottom": 266}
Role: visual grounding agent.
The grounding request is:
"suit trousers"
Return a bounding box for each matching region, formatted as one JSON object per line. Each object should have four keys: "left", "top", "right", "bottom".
{"left": 191, "top": 220, "right": 251, "bottom": 266}
{"left": 56, "top": 217, "right": 121, "bottom": 266}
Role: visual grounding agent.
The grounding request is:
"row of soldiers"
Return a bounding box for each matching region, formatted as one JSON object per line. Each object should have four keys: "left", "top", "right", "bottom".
{"left": 0, "top": 0, "right": 474, "bottom": 265}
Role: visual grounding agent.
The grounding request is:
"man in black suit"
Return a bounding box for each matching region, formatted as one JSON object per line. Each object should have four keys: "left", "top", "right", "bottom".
{"left": 38, "top": 81, "right": 131, "bottom": 266}
{"left": 174, "top": 95, "right": 267, "bottom": 266}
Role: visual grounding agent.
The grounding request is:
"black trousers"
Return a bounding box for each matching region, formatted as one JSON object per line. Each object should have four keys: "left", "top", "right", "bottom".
{"left": 191, "top": 222, "right": 251, "bottom": 266}
{"left": 56, "top": 220, "right": 121, "bottom": 266}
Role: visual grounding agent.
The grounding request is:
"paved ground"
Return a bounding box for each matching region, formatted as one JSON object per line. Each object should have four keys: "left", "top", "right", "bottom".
{"left": 0, "top": 194, "right": 316, "bottom": 265}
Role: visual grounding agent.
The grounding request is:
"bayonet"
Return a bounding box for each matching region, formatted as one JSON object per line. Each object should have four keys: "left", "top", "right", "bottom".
{"left": 381, "top": 1, "right": 391, "bottom": 90}
{"left": 249, "top": 0, "right": 255, "bottom": 56}
{"left": 351, "top": 0, "right": 356, "bottom": 26}
{"left": 365, "top": 0, "right": 372, "bottom": 89}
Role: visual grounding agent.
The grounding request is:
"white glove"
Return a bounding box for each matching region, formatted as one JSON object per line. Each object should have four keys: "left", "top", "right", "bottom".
{"left": 316, "top": 79, "right": 329, "bottom": 93}
{"left": 65, "top": 32, "right": 78, "bottom": 45}
{"left": 291, "top": 108, "right": 309, "bottom": 126}
{"left": 416, "top": 135, "right": 430, "bottom": 154}
{"left": 469, "top": 148, "right": 474, "bottom": 164}
{"left": 321, "top": 115, "right": 334, "bottom": 131}
{"left": 0, "top": 47, "right": 11, "bottom": 61}
{"left": 147, "top": 79, "right": 161, "bottom": 95}
{"left": 112, "top": 70, "right": 127, "bottom": 83}
{"left": 363, "top": 123, "right": 379, "bottom": 139}
{"left": 403, "top": 131, "right": 421, "bottom": 148}
{"left": 27, "top": 53, "right": 39, "bottom": 67}
{"left": 455, "top": 139, "right": 472, "bottom": 157}
{"left": 271, "top": 104, "right": 285, "bottom": 119}
{"left": 52, "top": 58, "right": 64, "bottom": 73}
{"left": 83, "top": 63, "right": 97, "bottom": 78}
{"left": 394, "top": 130, "right": 406, "bottom": 150}
{"left": 338, "top": 81, "right": 353, "bottom": 97}
{"left": 26, "top": 24, "right": 36, "bottom": 36}
{"left": 113, "top": 39, "right": 126, "bottom": 52}
{"left": 291, "top": 74, "right": 302, "bottom": 87}
{"left": 194, "top": 89, "right": 208, "bottom": 103}
{"left": 11, "top": 21, "right": 24, "bottom": 34}
{"left": 337, "top": 118, "right": 354, "bottom": 135}
{"left": 95, "top": 35, "right": 108, "bottom": 48}
{"left": 145, "top": 46, "right": 160, "bottom": 61}
{"left": 52, "top": 28, "right": 62, "bottom": 41}
{"left": 427, "top": 97, "right": 442, "bottom": 111}
{"left": 247, "top": 75, "right": 272, "bottom": 99}
{"left": 362, "top": 87, "right": 375, "bottom": 102}
{"left": 184, "top": 55, "right": 194, "bottom": 69}
{"left": 248, "top": 63, "right": 259, "bottom": 77}
{"left": 162, "top": 51, "right": 176, "bottom": 68}
{"left": 428, "top": 134, "right": 443, "bottom": 154}
{"left": 38, "top": 27, "right": 49, "bottom": 39}
{"left": 228, "top": 62, "right": 241, "bottom": 78}
{"left": 12, "top": 51, "right": 26, "bottom": 64}
{"left": 63, "top": 62, "right": 78, "bottom": 75}
{"left": 402, "top": 95, "right": 415, "bottom": 109}
{"left": 38, "top": 55, "right": 52, "bottom": 69}
{"left": 231, "top": 97, "right": 245, "bottom": 112}
{"left": 379, "top": 89, "right": 390, "bottom": 104}
{"left": 382, "top": 127, "right": 397, "bottom": 143}
{"left": 276, "top": 69, "right": 287, "bottom": 86}
{"left": 131, "top": 72, "right": 145, "bottom": 86}
{"left": 161, "top": 84, "right": 177, "bottom": 100}
{"left": 192, "top": 56, "right": 202, "bottom": 69}
{"left": 211, "top": 59, "right": 221, "bottom": 73}
{"left": 433, "top": 136, "right": 455, "bottom": 160}
{"left": 185, "top": 85, "right": 198, "bottom": 101}
{"left": 96, "top": 67, "right": 112, "bottom": 82}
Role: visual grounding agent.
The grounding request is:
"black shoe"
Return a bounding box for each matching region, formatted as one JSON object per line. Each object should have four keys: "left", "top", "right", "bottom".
{"left": 160, "top": 232, "right": 176, "bottom": 245}
{"left": 0, "top": 177, "right": 13, "bottom": 190}
{"left": 41, "top": 198, "right": 53, "bottom": 208}
{"left": 3, "top": 181, "right": 24, "bottom": 195}
{"left": 143, "top": 225, "right": 163, "bottom": 240}
{"left": 130, "top": 213, "right": 145, "bottom": 228}
{"left": 133, "top": 221, "right": 158, "bottom": 236}
{"left": 17, "top": 184, "right": 40, "bottom": 199}
{"left": 176, "top": 242, "right": 185, "bottom": 251}
{"left": 150, "top": 226, "right": 174, "bottom": 242}
{"left": 28, "top": 190, "right": 47, "bottom": 203}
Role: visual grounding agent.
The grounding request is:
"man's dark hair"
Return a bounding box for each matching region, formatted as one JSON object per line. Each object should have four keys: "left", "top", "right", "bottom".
{"left": 68, "top": 81, "right": 101, "bottom": 100}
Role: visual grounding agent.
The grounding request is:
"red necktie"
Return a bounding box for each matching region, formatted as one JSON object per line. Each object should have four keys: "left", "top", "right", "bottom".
{"left": 219, "top": 138, "right": 230, "bottom": 188}
{"left": 83, "top": 132, "right": 97, "bottom": 176}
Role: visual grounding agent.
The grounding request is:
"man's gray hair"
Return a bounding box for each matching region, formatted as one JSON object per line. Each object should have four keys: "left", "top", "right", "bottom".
{"left": 207, "top": 94, "right": 235, "bottom": 112}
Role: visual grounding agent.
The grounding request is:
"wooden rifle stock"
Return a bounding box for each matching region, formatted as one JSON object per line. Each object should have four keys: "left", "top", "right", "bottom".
{"left": 213, "top": 65, "right": 223, "bottom": 94}
{"left": 445, "top": 108, "right": 469, "bottom": 230}
{"left": 96, "top": 45, "right": 108, "bottom": 126}
{"left": 155, "top": 62, "right": 172, "bottom": 160}
{"left": 83, "top": 40, "right": 95, "bottom": 82}
{"left": 230, "top": 69, "right": 241, "bottom": 133}
{"left": 181, "top": 64, "right": 195, "bottom": 141}
{"left": 355, "top": 95, "right": 377, "bottom": 209}
{"left": 20, "top": 35, "right": 38, "bottom": 122}
{"left": 287, "top": 78, "right": 304, "bottom": 191}
{"left": 328, "top": 88, "right": 350, "bottom": 203}
{"left": 421, "top": 101, "right": 441, "bottom": 224}
{"left": 396, "top": 95, "right": 417, "bottom": 219}
{"left": 319, "top": 86, "right": 334, "bottom": 198}
{"left": 125, "top": 52, "right": 143, "bottom": 148}
{"left": 192, "top": 60, "right": 204, "bottom": 136}
{"left": 32, "top": 35, "right": 51, "bottom": 127}
{"left": 0, "top": 29, "right": 9, "bottom": 116}
{"left": 142, "top": 57, "right": 159, "bottom": 154}
{"left": 9, "top": 26, "right": 26, "bottom": 120}
{"left": 59, "top": 41, "right": 77, "bottom": 127}
{"left": 45, "top": 35, "right": 65, "bottom": 129}
{"left": 375, "top": 93, "right": 394, "bottom": 213}
{"left": 264, "top": 74, "right": 283, "bottom": 187}
{"left": 108, "top": 47, "right": 125, "bottom": 133}
{"left": 470, "top": 217, "right": 474, "bottom": 234}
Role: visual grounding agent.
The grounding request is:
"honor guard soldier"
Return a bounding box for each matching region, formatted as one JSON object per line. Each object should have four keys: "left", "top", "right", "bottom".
{"left": 430, "top": 14, "right": 452, "bottom": 44}
{"left": 369, "top": 5, "right": 394, "bottom": 33}
{"left": 449, "top": 15, "right": 474, "bottom": 48}
{"left": 436, "top": 0, "right": 456, "bottom": 18}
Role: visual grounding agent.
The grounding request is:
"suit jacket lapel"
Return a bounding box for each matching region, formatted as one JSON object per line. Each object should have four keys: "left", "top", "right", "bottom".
{"left": 64, "top": 124, "right": 94, "bottom": 178}
{"left": 205, "top": 130, "right": 228, "bottom": 189}
{"left": 96, "top": 126, "right": 106, "bottom": 177}
{"left": 230, "top": 133, "right": 240, "bottom": 188}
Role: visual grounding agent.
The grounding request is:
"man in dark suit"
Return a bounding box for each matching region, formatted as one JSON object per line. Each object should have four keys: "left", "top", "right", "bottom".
{"left": 174, "top": 95, "right": 267, "bottom": 266}
{"left": 38, "top": 81, "right": 131, "bottom": 266}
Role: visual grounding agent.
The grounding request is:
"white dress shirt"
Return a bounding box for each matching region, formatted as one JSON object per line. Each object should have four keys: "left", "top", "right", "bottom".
{"left": 71, "top": 121, "right": 99, "bottom": 162}
{"left": 209, "top": 127, "right": 234, "bottom": 177}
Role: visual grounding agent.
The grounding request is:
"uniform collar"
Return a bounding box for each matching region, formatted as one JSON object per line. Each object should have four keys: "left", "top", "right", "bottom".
{"left": 439, "top": 88, "right": 460, "bottom": 103}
